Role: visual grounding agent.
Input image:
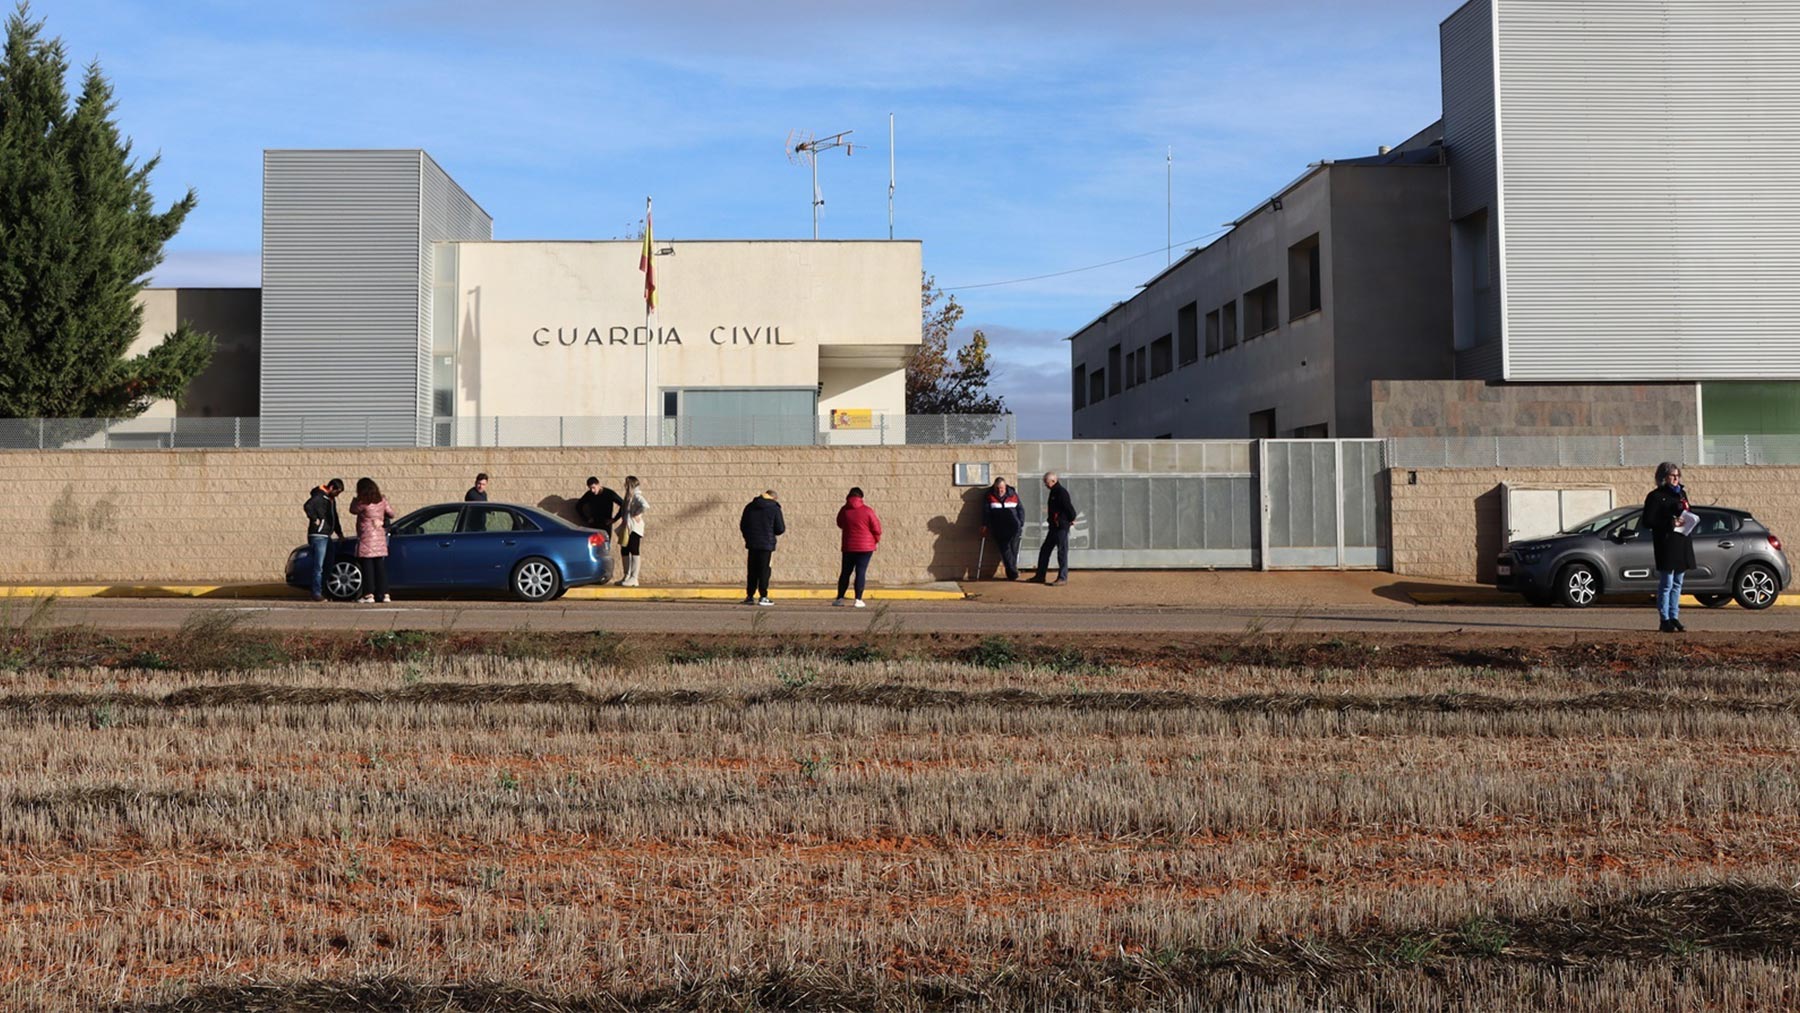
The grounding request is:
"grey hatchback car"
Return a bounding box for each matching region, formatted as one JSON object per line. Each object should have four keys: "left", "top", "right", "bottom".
{"left": 1496, "top": 505, "right": 1790, "bottom": 609}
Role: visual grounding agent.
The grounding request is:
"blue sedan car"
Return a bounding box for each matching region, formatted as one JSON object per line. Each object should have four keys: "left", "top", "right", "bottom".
{"left": 286, "top": 502, "right": 612, "bottom": 602}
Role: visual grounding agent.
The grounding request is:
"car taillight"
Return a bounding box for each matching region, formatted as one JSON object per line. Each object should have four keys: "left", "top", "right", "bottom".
{"left": 589, "top": 533, "right": 607, "bottom": 549}
{"left": 1770, "top": 533, "right": 1783, "bottom": 552}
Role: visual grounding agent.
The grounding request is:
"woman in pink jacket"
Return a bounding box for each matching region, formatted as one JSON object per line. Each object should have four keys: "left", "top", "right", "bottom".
{"left": 348, "top": 477, "right": 397, "bottom": 603}
{"left": 834, "top": 486, "right": 883, "bottom": 607}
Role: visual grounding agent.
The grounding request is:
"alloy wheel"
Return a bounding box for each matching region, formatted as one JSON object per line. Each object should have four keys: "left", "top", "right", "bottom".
{"left": 515, "top": 560, "right": 557, "bottom": 601}
{"left": 1737, "top": 566, "right": 1779, "bottom": 609}
{"left": 1563, "top": 566, "right": 1597, "bottom": 607}
{"left": 325, "top": 561, "right": 363, "bottom": 601}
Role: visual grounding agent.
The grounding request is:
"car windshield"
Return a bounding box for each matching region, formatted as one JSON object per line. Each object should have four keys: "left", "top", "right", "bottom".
{"left": 1562, "top": 507, "right": 1636, "bottom": 534}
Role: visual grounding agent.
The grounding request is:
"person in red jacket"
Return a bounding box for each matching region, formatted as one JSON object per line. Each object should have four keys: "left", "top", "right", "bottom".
{"left": 834, "top": 486, "right": 883, "bottom": 607}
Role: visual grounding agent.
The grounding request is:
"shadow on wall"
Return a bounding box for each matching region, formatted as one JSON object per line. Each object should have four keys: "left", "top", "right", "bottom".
{"left": 536, "top": 495, "right": 583, "bottom": 527}
{"left": 1475, "top": 484, "right": 1504, "bottom": 584}
{"left": 925, "top": 487, "right": 990, "bottom": 580}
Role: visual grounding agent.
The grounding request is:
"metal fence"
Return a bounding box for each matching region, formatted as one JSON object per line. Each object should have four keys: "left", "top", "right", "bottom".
{"left": 0, "top": 414, "right": 1015, "bottom": 450}
{"left": 1384, "top": 434, "right": 1800, "bottom": 468}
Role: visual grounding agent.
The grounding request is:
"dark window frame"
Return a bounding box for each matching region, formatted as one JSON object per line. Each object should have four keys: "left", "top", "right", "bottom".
{"left": 1150, "top": 334, "right": 1173, "bottom": 378}
{"left": 1244, "top": 280, "right": 1280, "bottom": 339}
{"left": 1177, "top": 303, "right": 1199, "bottom": 365}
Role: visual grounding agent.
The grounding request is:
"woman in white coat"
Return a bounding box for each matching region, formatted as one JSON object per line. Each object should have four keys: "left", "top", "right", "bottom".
{"left": 619, "top": 475, "right": 649, "bottom": 586}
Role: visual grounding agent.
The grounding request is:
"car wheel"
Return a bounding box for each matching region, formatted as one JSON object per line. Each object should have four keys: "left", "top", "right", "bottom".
{"left": 511, "top": 557, "right": 562, "bottom": 603}
{"left": 323, "top": 560, "right": 364, "bottom": 602}
{"left": 1697, "top": 593, "right": 1732, "bottom": 609}
{"left": 1556, "top": 562, "right": 1600, "bottom": 608}
{"left": 1733, "top": 563, "right": 1781, "bottom": 611}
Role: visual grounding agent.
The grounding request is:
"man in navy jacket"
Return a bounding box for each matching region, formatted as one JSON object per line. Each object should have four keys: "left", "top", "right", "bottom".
{"left": 980, "top": 477, "right": 1025, "bottom": 579}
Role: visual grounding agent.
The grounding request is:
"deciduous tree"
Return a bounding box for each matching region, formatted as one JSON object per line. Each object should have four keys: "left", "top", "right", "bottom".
{"left": 907, "top": 274, "right": 1006, "bottom": 416}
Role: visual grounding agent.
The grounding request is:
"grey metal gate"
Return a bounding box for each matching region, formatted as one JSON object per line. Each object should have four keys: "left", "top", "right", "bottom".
{"left": 1259, "top": 439, "right": 1388, "bottom": 569}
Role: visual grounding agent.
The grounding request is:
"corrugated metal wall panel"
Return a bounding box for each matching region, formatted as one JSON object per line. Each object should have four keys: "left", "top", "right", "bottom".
{"left": 261, "top": 151, "right": 491, "bottom": 447}
{"left": 1440, "top": 0, "right": 1504, "bottom": 378}
{"left": 1497, "top": 0, "right": 1800, "bottom": 380}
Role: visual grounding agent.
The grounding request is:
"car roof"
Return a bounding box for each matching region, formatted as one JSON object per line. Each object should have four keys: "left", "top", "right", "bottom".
{"left": 407, "top": 502, "right": 573, "bottom": 527}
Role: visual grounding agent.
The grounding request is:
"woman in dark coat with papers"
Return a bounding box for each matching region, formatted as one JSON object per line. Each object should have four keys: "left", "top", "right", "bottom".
{"left": 1643, "top": 461, "right": 1695, "bottom": 634}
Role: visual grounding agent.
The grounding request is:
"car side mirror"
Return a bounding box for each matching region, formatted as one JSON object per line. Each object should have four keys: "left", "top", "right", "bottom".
{"left": 1609, "top": 529, "right": 1630, "bottom": 543}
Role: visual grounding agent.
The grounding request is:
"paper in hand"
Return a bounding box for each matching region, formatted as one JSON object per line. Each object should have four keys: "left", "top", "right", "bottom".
{"left": 1676, "top": 511, "right": 1699, "bottom": 537}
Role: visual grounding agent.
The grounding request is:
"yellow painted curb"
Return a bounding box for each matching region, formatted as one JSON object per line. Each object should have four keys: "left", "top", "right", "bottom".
{"left": 0, "top": 583, "right": 965, "bottom": 602}
{"left": 1409, "top": 591, "right": 1800, "bottom": 608}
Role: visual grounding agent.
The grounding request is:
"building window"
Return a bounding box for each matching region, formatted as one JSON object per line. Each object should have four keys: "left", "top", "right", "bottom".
{"left": 1248, "top": 408, "right": 1276, "bottom": 439}
{"left": 1452, "top": 209, "right": 1494, "bottom": 351}
{"left": 1178, "top": 303, "right": 1198, "bottom": 365}
{"left": 1221, "top": 301, "right": 1238, "bottom": 350}
{"left": 1108, "top": 344, "right": 1122, "bottom": 396}
{"left": 1124, "top": 351, "right": 1134, "bottom": 389}
{"left": 1288, "top": 234, "right": 1321, "bottom": 319}
{"left": 1205, "top": 308, "right": 1221, "bottom": 357}
{"left": 1151, "top": 334, "right": 1173, "bottom": 378}
{"left": 1073, "top": 365, "right": 1087, "bottom": 410}
{"left": 1292, "top": 422, "right": 1329, "bottom": 438}
{"left": 1089, "top": 368, "right": 1107, "bottom": 404}
{"left": 1244, "top": 280, "right": 1279, "bottom": 339}
{"left": 1135, "top": 348, "right": 1147, "bottom": 385}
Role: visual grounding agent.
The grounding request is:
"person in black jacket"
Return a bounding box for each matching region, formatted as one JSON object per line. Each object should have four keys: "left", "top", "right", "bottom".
{"left": 1030, "top": 472, "right": 1078, "bottom": 585}
{"left": 739, "top": 490, "right": 786, "bottom": 606}
{"left": 1644, "top": 461, "right": 1695, "bottom": 633}
{"left": 981, "top": 477, "right": 1025, "bottom": 580}
{"left": 577, "top": 477, "right": 626, "bottom": 584}
{"left": 303, "top": 479, "right": 345, "bottom": 602}
{"left": 465, "top": 473, "right": 489, "bottom": 502}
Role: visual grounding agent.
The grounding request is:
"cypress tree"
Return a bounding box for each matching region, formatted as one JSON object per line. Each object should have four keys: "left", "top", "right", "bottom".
{"left": 0, "top": 3, "right": 212, "bottom": 419}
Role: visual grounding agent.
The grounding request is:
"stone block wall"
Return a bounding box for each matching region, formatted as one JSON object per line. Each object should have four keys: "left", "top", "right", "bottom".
{"left": 0, "top": 446, "right": 1016, "bottom": 586}
{"left": 1390, "top": 465, "right": 1800, "bottom": 582}
{"left": 1372, "top": 380, "right": 1698, "bottom": 437}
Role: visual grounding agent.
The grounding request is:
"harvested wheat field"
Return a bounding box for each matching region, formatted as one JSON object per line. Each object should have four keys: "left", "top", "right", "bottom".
{"left": 3, "top": 630, "right": 1800, "bottom": 1010}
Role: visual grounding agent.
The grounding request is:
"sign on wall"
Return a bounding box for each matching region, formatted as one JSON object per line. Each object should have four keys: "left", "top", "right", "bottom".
{"left": 830, "top": 408, "right": 874, "bottom": 430}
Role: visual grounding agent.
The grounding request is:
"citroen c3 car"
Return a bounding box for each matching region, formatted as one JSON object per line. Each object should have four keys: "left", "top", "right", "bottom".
{"left": 1496, "top": 505, "right": 1789, "bottom": 609}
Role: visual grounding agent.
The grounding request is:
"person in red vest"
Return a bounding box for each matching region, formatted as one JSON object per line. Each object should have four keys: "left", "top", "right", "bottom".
{"left": 980, "top": 476, "right": 1025, "bottom": 580}
{"left": 834, "top": 486, "right": 884, "bottom": 608}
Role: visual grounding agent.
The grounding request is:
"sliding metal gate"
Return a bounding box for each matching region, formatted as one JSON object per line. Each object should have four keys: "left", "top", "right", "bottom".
{"left": 1259, "top": 439, "right": 1389, "bottom": 569}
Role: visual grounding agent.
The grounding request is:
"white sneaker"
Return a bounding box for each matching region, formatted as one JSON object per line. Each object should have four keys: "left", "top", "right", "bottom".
{"left": 357, "top": 595, "right": 375, "bottom": 604}
{"left": 853, "top": 599, "right": 866, "bottom": 608}
{"left": 758, "top": 597, "right": 774, "bottom": 606}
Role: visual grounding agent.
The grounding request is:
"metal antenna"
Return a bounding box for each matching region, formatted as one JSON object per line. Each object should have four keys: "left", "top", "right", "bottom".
{"left": 1167, "top": 146, "right": 1173, "bottom": 267}
{"left": 788, "top": 129, "right": 857, "bottom": 238}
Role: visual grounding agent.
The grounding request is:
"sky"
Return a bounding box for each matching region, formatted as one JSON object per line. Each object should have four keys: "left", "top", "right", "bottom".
{"left": 34, "top": 0, "right": 1452, "bottom": 437}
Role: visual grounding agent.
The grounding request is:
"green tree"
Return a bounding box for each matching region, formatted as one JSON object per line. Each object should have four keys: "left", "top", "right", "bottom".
{"left": 907, "top": 273, "right": 1007, "bottom": 416}
{"left": 0, "top": 4, "right": 212, "bottom": 419}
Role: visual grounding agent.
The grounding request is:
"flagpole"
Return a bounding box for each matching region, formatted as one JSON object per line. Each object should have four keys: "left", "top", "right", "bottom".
{"left": 643, "top": 196, "right": 655, "bottom": 445}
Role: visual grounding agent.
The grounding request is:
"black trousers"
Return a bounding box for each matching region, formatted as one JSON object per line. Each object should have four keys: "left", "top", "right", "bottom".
{"left": 746, "top": 548, "right": 773, "bottom": 598}
{"left": 359, "top": 555, "right": 389, "bottom": 599}
{"left": 837, "top": 551, "right": 873, "bottom": 599}
{"left": 990, "top": 529, "right": 1022, "bottom": 578}
{"left": 1034, "top": 526, "right": 1070, "bottom": 581}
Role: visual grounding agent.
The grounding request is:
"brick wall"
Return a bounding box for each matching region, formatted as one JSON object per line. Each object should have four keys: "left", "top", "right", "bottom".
{"left": 0, "top": 446, "right": 1017, "bottom": 586}
{"left": 1390, "top": 465, "right": 1800, "bottom": 582}
{"left": 1372, "top": 380, "right": 1698, "bottom": 437}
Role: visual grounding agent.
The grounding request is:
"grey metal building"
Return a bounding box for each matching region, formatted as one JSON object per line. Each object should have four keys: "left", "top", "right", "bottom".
{"left": 1070, "top": 137, "right": 1452, "bottom": 440}
{"left": 1074, "top": 0, "right": 1800, "bottom": 441}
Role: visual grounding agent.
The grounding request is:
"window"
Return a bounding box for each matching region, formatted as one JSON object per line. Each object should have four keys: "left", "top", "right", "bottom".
{"left": 1248, "top": 408, "right": 1276, "bottom": 439}
{"left": 1150, "top": 334, "right": 1173, "bottom": 378}
{"left": 1291, "top": 422, "right": 1329, "bottom": 438}
{"left": 1073, "top": 365, "right": 1087, "bottom": 410}
{"left": 1178, "top": 303, "right": 1199, "bottom": 365}
{"left": 1453, "top": 209, "right": 1494, "bottom": 351}
{"left": 393, "top": 505, "right": 461, "bottom": 537}
{"left": 1693, "top": 509, "right": 1740, "bottom": 536}
{"left": 1089, "top": 368, "right": 1107, "bottom": 404}
{"left": 1221, "top": 301, "right": 1238, "bottom": 350}
{"left": 1125, "top": 350, "right": 1137, "bottom": 389}
{"left": 1244, "top": 280, "right": 1279, "bottom": 338}
{"left": 1134, "top": 348, "right": 1147, "bottom": 385}
{"left": 461, "top": 506, "right": 535, "bottom": 533}
{"left": 1288, "top": 235, "right": 1321, "bottom": 319}
{"left": 1108, "top": 344, "right": 1122, "bottom": 396}
{"left": 1205, "top": 308, "right": 1221, "bottom": 357}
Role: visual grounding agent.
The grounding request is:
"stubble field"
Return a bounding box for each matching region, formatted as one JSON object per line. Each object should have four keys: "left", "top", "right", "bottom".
{"left": 2, "top": 613, "right": 1799, "bottom": 1010}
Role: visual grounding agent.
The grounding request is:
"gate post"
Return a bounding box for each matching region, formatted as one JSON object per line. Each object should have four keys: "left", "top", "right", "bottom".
{"left": 1334, "top": 440, "right": 1347, "bottom": 569}
{"left": 1256, "top": 440, "right": 1270, "bottom": 571}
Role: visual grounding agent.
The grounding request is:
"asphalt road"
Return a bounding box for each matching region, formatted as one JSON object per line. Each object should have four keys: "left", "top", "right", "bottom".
{"left": 28, "top": 598, "right": 1800, "bottom": 635}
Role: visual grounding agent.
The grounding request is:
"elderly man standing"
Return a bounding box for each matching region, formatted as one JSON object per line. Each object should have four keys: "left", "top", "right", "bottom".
{"left": 1029, "top": 472, "right": 1078, "bottom": 586}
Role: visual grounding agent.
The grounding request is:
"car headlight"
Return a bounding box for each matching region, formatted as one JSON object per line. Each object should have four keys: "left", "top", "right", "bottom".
{"left": 1511, "top": 543, "right": 1547, "bottom": 564}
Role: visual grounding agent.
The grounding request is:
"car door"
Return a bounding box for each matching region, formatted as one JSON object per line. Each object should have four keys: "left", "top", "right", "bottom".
{"left": 1686, "top": 508, "right": 1743, "bottom": 590}
{"left": 386, "top": 506, "right": 465, "bottom": 588}
{"left": 1603, "top": 510, "right": 1660, "bottom": 591}
{"left": 457, "top": 506, "right": 536, "bottom": 588}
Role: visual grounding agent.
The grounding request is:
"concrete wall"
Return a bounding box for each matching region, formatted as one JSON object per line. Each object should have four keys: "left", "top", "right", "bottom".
{"left": 130, "top": 289, "right": 261, "bottom": 419}
{"left": 1390, "top": 465, "right": 1800, "bottom": 582}
{"left": 447, "top": 240, "right": 922, "bottom": 422}
{"left": 1372, "top": 380, "right": 1700, "bottom": 438}
{"left": 0, "top": 445, "right": 1014, "bottom": 586}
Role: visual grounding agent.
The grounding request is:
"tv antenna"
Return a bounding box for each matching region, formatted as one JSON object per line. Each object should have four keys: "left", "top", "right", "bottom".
{"left": 786, "top": 129, "right": 857, "bottom": 238}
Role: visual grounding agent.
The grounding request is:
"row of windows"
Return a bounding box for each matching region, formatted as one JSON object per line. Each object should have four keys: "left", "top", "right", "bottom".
{"left": 1074, "top": 233, "right": 1322, "bottom": 410}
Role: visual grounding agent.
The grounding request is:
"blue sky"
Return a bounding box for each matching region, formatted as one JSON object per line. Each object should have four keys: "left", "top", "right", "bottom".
{"left": 41, "top": 0, "right": 1451, "bottom": 436}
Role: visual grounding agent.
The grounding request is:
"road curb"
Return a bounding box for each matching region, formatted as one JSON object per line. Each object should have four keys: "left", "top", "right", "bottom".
{"left": 0, "top": 583, "right": 966, "bottom": 602}
{"left": 1408, "top": 590, "right": 1800, "bottom": 608}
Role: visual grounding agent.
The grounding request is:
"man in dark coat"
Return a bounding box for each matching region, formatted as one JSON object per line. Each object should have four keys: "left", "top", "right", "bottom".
{"left": 1643, "top": 461, "right": 1695, "bottom": 633}
{"left": 1030, "top": 472, "right": 1078, "bottom": 585}
{"left": 465, "top": 473, "right": 489, "bottom": 502}
{"left": 981, "top": 477, "right": 1025, "bottom": 580}
{"left": 578, "top": 477, "right": 626, "bottom": 584}
{"left": 739, "top": 490, "right": 786, "bottom": 606}
{"left": 303, "top": 479, "right": 345, "bottom": 602}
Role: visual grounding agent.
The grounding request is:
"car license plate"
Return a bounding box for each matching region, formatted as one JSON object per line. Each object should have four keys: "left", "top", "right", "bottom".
{"left": 1497, "top": 564, "right": 1512, "bottom": 576}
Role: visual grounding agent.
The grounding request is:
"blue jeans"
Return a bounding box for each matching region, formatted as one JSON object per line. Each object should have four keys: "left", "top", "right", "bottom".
{"left": 1657, "top": 569, "right": 1685, "bottom": 621}
{"left": 308, "top": 534, "right": 330, "bottom": 596}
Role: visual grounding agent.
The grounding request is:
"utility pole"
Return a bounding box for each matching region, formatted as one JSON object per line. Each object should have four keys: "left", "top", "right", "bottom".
{"left": 1167, "top": 147, "right": 1173, "bottom": 267}
{"left": 787, "top": 130, "right": 857, "bottom": 239}
{"left": 888, "top": 114, "right": 896, "bottom": 240}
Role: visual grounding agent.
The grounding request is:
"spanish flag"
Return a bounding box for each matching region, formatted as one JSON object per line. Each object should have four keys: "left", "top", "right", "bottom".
{"left": 639, "top": 197, "right": 657, "bottom": 312}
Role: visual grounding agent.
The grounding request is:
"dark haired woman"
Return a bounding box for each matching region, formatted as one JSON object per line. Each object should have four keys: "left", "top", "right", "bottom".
{"left": 834, "top": 486, "right": 883, "bottom": 607}
{"left": 349, "top": 477, "right": 396, "bottom": 604}
{"left": 1644, "top": 461, "right": 1694, "bottom": 633}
